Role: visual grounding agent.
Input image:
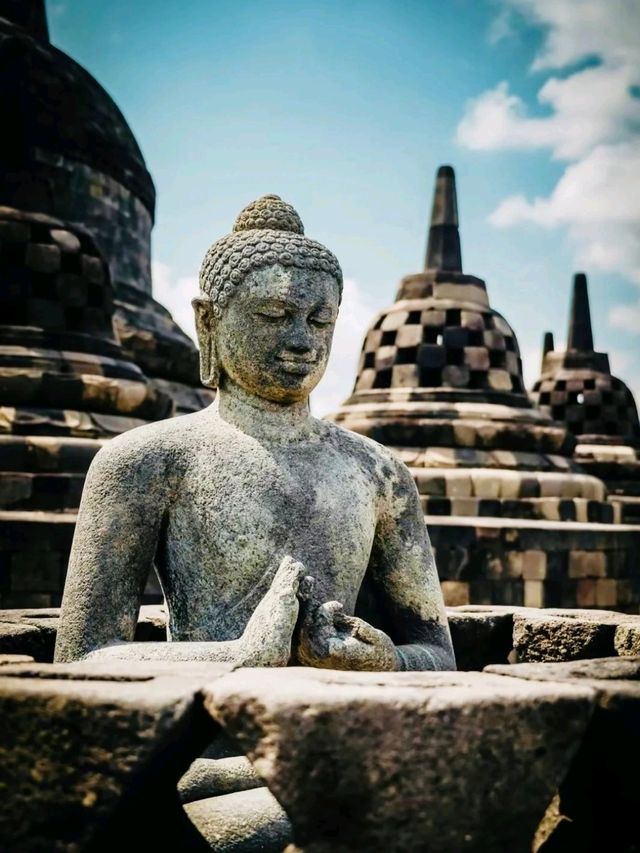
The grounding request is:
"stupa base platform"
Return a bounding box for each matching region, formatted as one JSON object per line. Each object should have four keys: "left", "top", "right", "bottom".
{"left": 0, "top": 511, "right": 161, "bottom": 608}
{"left": 428, "top": 515, "right": 640, "bottom": 612}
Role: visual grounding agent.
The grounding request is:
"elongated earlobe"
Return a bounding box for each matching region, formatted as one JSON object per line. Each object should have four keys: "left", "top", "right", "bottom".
{"left": 192, "top": 297, "right": 220, "bottom": 388}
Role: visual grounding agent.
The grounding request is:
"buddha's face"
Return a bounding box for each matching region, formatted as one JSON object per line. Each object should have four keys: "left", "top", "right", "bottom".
{"left": 196, "top": 265, "right": 340, "bottom": 404}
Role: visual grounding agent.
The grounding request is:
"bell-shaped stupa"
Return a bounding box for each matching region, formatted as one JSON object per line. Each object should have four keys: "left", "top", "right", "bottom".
{"left": 330, "top": 166, "right": 640, "bottom": 612}
{"left": 0, "top": 1, "right": 210, "bottom": 607}
{"left": 531, "top": 273, "right": 640, "bottom": 523}
{"left": 0, "top": 207, "right": 171, "bottom": 606}
{"left": 0, "top": 0, "right": 212, "bottom": 415}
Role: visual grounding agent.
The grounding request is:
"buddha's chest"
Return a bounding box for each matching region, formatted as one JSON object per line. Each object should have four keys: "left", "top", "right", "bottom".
{"left": 161, "top": 440, "right": 380, "bottom": 604}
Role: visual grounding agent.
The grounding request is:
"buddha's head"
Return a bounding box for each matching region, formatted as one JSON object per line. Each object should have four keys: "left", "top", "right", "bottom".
{"left": 194, "top": 195, "right": 343, "bottom": 404}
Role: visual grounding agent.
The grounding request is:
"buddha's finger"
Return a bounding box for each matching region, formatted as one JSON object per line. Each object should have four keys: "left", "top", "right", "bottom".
{"left": 318, "top": 600, "right": 344, "bottom": 627}
{"left": 273, "top": 556, "right": 306, "bottom": 591}
{"left": 298, "top": 575, "right": 316, "bottom": 602}
{"left": 352, "top": 618, "right": 384, "bottom": 645}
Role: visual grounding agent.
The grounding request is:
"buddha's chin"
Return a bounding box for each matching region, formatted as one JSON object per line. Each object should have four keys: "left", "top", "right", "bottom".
{"left": 258, "top": 375, "right": 320, "bottom": 406}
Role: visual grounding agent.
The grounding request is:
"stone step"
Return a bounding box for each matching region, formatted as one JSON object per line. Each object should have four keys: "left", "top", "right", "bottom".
{"left": 178, "top": 757, "right": 262, "bottom": 803}
{"left": 183, "top": 787, "right": 292, "bottom": 853}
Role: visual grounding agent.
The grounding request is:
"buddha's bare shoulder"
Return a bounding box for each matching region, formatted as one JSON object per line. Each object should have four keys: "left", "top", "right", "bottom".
{"left": 315, "top": 418, "right": 413, "bottom": 489}
{"left": 86, "top": 407, "right": 217, "bottom": 482}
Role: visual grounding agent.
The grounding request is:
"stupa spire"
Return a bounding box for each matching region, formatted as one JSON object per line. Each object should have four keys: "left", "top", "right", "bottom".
{"left": 425, "top": 165, "right": 462, "bottom": 273}
{"left": 541, "top": 331, "right": 554, "bottom": 371}
{"left": 0, "top": 0, "right": 49, "bottom": 41}
{"left": 567, "top": 272, "right": 594, "bottom": 352}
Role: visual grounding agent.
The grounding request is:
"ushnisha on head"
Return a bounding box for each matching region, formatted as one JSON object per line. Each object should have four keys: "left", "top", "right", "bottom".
{"left": 193, "top": 195, "right": 343, "bottom": 404}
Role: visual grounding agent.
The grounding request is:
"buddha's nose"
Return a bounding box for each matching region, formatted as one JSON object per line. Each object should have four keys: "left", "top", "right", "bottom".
{"left": 285, "top": 322, "right": 314, "bottom": 354}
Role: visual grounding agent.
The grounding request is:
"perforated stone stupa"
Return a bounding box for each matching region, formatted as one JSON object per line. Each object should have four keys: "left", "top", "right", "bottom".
{"left": 0, "top": 208, "right": 171, "bottom": 606}
{"left": 0, "top": 0, "right": 212, "bottom": 415}
{"left": 330, "top": 166, "right": 640, "bottom": 612}
{"left": 532, "top": 273, "right": 640, "bottom": 524}
{"left": 0, "top": 0, "right": 211, "bottom": 607}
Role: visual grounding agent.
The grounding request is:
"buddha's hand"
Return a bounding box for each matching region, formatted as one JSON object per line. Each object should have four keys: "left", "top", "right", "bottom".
{"left": 296, "top": 599, "right": 399, "bottom": 672}
{"left": 240, "top": 556, "right": 308, "bottom": 667}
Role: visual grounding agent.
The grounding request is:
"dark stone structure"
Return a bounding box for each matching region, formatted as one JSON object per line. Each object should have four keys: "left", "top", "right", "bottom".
{"left": 2, "top": 605, "right": 640, "bottom": 852}
{"left": 330, "top": 166, "right": 640, "bottom": 612}
{"left": 0, "top": 0, "right": 212, "bottom": 415}
{"left": 531, "top": 273, "right": 640, "bottom": 523}
{"left": 0, "top": 1, "right": 212, "bottom": 607}
{"left": 0, "top": 207, "right": 172, "bottom": 606}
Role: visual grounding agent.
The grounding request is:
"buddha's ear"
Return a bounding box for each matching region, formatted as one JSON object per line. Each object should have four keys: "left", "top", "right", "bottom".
{"left": 192, "top": 297, "right": 220, "bottom": 388}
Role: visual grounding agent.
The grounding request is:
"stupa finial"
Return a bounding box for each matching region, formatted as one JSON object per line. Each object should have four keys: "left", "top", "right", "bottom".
{"left": 425, "top": 165, "right": 462, "bottom": 273}
{"left": 541, "top": 331, "right": 554, "bottom": 371}
{"left": 567, "top": 272, "right": 594, "bottom": 352}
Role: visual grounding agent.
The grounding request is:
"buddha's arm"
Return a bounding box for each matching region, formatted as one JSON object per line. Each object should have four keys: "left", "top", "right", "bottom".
{"left": 368, "top": 458, "right": 456, "bottom": 671}
{"left": 55, "top": 435, "right": 304, "bottom": 665}
{"left": 54, "top": 438, "right": 167, "bottom": 662}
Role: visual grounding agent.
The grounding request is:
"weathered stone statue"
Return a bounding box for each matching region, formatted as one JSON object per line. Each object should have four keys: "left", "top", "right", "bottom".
{"left": 55, "top": 195, "right": 455, "bottom": 671}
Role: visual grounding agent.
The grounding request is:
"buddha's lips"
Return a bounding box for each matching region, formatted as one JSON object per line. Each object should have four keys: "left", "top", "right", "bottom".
{"left": 278, "top": 358, "right": 315, "bottom": 375}
{"left": 276, "top": 357, "right": 316, "bottom": 374}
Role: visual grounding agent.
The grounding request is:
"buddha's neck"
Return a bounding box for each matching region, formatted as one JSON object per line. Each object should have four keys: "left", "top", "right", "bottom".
{"left": 216, "top": 379, "right": 316, "bottom": 444}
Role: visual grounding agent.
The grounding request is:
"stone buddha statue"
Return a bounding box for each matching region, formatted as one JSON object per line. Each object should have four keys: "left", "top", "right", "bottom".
{"left": 55, "top": 195, "right": 455, "bottom": 671}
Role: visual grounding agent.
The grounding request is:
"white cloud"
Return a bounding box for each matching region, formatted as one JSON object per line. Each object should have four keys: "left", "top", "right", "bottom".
{"left": 504, "top": 0, "right": 640, "bottom": 71}
{"left": 490, "top": 142, "right": 640, "bottom": 282}
{"left": 311, "top": 278, "right": 377, "bottom": 417}
{"left": 458, "top": 64, "right": 640, "bottom": 160}
{"left": 151, "top": 263, "right": 376, "bottom": 417}
{"left": 609, "top": 301, "right": 640, "bottom": 334}
{"left": 457, "top": 0, "right": 640, "bottom": 286}
{"left": 151, "top": 260, "right": 198, "bottom": 342}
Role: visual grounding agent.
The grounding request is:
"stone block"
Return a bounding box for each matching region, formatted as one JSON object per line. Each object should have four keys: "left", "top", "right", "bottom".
{"left": 470, "top": 471, "right": 500, "bottom": 499}
{"left": 356, "top": 369, "right": 376, "bottom": 390}
{"left": 442, "top": 365, "right": 470, "bottom": 387}
{"left": 512, "top": 609, "right": 640, "bottom": 663}
{"left": 486, "top": 657, "right": 640, "bottom": 852}
{"left": 375, "top": 345, "right": 396, "bottom": 370}
{"left": 540, "top": 499, "right": 561, "bottom": 521}
{"left": 0, "top": 660, "right": 229, "bottom": 851}
{"left": 522, "top": 551, "right": 547, "bottom": 581}
{"left": 391, "top": 364, "right": 419, "bottom": 388}
{"left": 595, "top": 579, "right": 617, "bottom": 608}
{"left": 464, "top": 347, "right": 490, "bottom": 371}
{"left": 506, "top": 552, "right": 524, "bottom": 578}
{"left": 204, "top": 667, "right": 594, "bottom": 853}
{"left": 487, "top": 369, "right": 511, "bottom": 391}
{"left": 441, "top": 581, "right": 469, "bottom": 608}
{"left": 460, "top": 311, "right": 484, "bottom": 331}
{"left": 576, "top": 579, "right": 597, "bottom": 608}
{"left": 395, "top": 324, "right": 422, "bottom": 348}
{"left": 498, "top": 471, "right": 520, "bottom": 499}
{"left": 450, "top": 497, "right": 478, "bottom": 516}
{"left": 380, "top": 311, "right": 408, "bottom": 331}
{"left": 452, "top": 422, "right": 476, "bottom": 447}
{"left": 568, "top": 551, "right": 607, "bottom": 579}
{"left": 25, "top": 242, "right": 62, "bottom": 273}
{"left": 444, "top": 472, "right": 472, "bottom": 498}
{"left": 50, "top": 228, "right": 82, "bottom": 253}
{"left": 615, "top": 623, "right": 640, "bottom": 656}
{"left": 524, "top": 581, "right": 544, "bottom": 608}
{"left": 421, "top": 309, "right": 446, "bottom": 327}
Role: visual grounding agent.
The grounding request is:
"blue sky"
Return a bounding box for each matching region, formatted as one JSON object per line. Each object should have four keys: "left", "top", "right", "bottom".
{"left": 48, "top": 0, "right": 640, "bottom": 414}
